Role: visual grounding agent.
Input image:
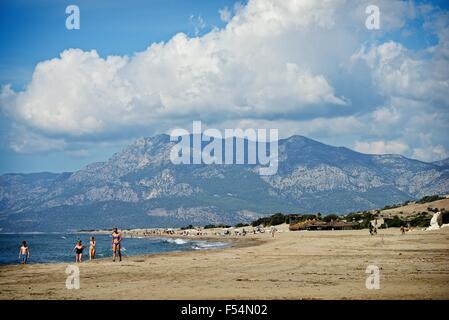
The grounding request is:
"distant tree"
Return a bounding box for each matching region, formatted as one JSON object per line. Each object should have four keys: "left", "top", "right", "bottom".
{"left": 442, "top": 211, "right": 449, "bottom": 224}
{"left": 417, "top": 195, "right": 445, "bottom": 204}
{"left": 251, "top": 213, "right": 287, "bottom": 227}
{"left": 323, "top": 214, "right": 339, "bottom": 222}
{"left": 234, "top": 223, "right": 250, "bottom": 228}
{"left": 384, "top": 216, "right": 405, "bottom": 228}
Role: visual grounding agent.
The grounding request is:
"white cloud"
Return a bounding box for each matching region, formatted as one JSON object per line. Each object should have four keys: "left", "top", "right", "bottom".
{"left": 9, "top": 126, "right": 67, "bottom": 153}
{"left": 354, "top": 140, "right": 409, "bottom": 155}
{"left": 65, "top": 149, "right": 90, "bottom": 158}
{"left": 352, "top": 40, "right": 449, "bottom": 107}
{"left": 0, "top": 0, "right": 448, "bottom": 162}
{"left": 372, "top": 105, "right": 401, "bottom": 124}
{"left": 2, "top": 0, "right": 353, "bottom": 139}
{"left": 219, "top": 7, "right": 232, "bottom": 23}
{"left": 189, "top": 14, "right": 207, "bottom": 36}
{"left": 413, "top": 145, "right": 449, "bottom": 162}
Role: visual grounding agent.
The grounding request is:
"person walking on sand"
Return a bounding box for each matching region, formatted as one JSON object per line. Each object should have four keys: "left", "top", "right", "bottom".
{"left": 89, "top": 236, "right": 96, "bottom": 260}
{"left": 74, "top": 240, "right": 85, "bottom": 263}
{"left": 112, "top": 227, "right": 122, "bottom": 262}
{"left": 270, "top": 226, "right": 277, "bottom": 238}
{"left": 18, "top": 240, "right": 30, "bottom": 265}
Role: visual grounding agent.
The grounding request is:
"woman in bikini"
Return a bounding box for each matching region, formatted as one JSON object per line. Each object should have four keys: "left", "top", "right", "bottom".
{"left": 111, "top": 227, "right": 122, "bottom": 262}
{"left": 74, "top": 240, "right": 85, "bottom": 263}
{"left": 89, "top": 236, "right": 96, "bottom": 260}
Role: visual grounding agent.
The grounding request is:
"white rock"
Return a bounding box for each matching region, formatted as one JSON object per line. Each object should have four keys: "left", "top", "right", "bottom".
{"left": 426, "top": 212, "right": 443, "bottom": 231}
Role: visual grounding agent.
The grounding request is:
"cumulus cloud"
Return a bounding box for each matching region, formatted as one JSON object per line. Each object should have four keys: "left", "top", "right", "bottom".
{"left": 354, "top": 140, "right": 410, "bottom": 155}
{"left": 189, "top": 14, "right": 207, "bottom": 36}
{"left": 0, "top": 0, "right": 448, "bottom": 161}
{"left": 372, "top": 105, "right": 401, "bottom": 124}
{"left": 219, "top": 7, "right": 232, "bottom": 23}
{"left": 8, "top": 126, "right": 67, "bottom": 153}
{"left": 413, "top": 145, "right": 449, "bottom": 162}
{"left": 351, "top": 41, "right": 449, "bottom": 107}
{"left": 1, "top": 0, "right": 353, "bottom": 139}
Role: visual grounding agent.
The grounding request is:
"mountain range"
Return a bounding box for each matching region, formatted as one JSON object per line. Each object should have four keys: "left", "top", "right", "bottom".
{"left": 1, "top": 134, "right": 448, "bottom": 232}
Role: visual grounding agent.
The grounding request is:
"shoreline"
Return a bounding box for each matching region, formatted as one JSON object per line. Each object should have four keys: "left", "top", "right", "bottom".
{"left": 0, "top": 232, "right": 254, "bottom": 267}
{"left": 1, "top": 227, "right": 448, "bottom": 300}
{"left": 0, "top": 237, "right": 261, "bottom": 267}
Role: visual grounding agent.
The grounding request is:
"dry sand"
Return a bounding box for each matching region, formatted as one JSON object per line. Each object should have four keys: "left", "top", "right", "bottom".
{"left": 1, "top": 226, "right": 448, "bottom": 300}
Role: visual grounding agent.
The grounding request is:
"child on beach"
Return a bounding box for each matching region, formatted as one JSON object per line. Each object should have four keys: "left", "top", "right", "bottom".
{"left": 89, "top": 237, "right": 96, "bottom": 260}
{"left": 74, "top": 240, "right": 85, "bottom": 263}
{"left": 18, "top": 240, "right": 30, "bottom": 265}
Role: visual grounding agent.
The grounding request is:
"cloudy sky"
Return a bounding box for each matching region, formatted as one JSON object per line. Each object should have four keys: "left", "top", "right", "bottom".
{"left": 1, "top": 0, "right": 448, "bottom": 173}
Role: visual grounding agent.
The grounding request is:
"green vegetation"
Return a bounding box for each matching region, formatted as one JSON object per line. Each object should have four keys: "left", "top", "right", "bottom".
{"left": 416, "top": 195, "right": 445, "bottom": 204}
{"left": 204, "top": 224, "right": 231, "bottom": 229}
{"left": 322, "top": 214, "right": 339, "bottom": 222}
{"left": 383, "top": 212, "right": 433, "bottom": 228}
{"left": 384, "top": 216, "right": 405, "bottom": 228}
{"left": 191, "top": 196, "right": 447, "bottom": 231}
{"left": 344, "top": 211, "right": 374, "bottom": 229}
{"left": 381, "top": 204, "right": 401, "bottom": 210}
{"left": 234, "top": 223, "right": 250, "bottom": 228}
{"left": 380, "top": 195, "right": 445, "bottom": 209}
{"left": 409, "top": 213, "right": 432, "bottom": 228}
{"left": 250, "top": 213, "right": 320, "bottom": 227}
{"left": 249, "top": 212, "right": 356, "bottom": 227}
{"left": 251, "top": 213, "right": 287, "bottom": 227}
{"left": 442, "top": 209, "right": 449, "bottom": 224}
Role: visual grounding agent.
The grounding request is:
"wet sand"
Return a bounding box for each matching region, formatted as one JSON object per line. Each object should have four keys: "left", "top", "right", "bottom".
{"left": 1, "top": 227, "right": 448, "bottom": 300}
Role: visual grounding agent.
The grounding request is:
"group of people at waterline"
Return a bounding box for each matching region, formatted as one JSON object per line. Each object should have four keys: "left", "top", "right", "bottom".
{"left": 18, "top": 227, "right": 123, "bottom": 264}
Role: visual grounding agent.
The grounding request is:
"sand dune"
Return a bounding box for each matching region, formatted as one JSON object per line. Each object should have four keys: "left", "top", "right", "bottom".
{"left": 1, "top": 227, "right": 448, "bottom": 300}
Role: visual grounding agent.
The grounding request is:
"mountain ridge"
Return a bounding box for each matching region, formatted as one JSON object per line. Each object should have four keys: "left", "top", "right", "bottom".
{"left": 1, "top": 134, "right": 448, "bottom": 232}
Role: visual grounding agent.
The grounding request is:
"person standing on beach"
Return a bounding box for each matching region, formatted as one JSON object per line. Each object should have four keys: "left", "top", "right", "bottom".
{"left": 89, "top": 236, "right": 96, "bottom": 260}
{"left": 18, "top": 240, "right": 30, "bottom": 265}
{"left": 112, "top": 227, "right": 122, "bottom": 262}
{"left": 74, "top": 240, "right": 85, "bottom": 263}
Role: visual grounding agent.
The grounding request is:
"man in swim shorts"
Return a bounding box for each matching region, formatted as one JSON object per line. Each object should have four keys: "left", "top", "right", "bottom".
{"left": 18, "top": 240, "right": 30, "bottom": 265}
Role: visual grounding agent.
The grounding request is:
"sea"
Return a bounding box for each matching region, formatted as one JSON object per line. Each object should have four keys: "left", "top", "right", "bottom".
{"left": 0, "top": 233, "right": 229, "bottom": 265}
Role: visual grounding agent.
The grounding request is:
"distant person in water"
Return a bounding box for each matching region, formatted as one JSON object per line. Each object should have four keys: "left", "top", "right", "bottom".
{"left": 18, "top": 240, "right": 30, "bottom": 265}
{"left": 89, "top": 237, "right": 96, "bottom": 260}
{"left": 74, "top": 240, "right": 85, "bottom": 263}
{"left": 112, "top": 227, "right": 122, "bottom": 262}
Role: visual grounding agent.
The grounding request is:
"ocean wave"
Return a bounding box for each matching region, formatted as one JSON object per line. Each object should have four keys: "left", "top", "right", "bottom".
{"left": 191, "top": 241, "right": 229, "bottom": 250}
{"left": 165, "top": 238, "right": 189, "bottom": 245}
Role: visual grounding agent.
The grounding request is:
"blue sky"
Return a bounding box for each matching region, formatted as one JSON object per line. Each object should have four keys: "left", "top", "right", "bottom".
{"left": 0, "top": 0, "right": 239, "bottom": 173}
{"left": 0, "top": 0, "right": 238, "bottom": 89}
{"left": 1, "top": 0, "right": 448, "bottom": 173}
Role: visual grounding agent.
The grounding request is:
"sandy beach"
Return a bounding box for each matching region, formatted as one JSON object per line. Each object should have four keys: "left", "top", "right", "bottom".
{"left": 1, "top": 226, "right": 448, "bottom": 300}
